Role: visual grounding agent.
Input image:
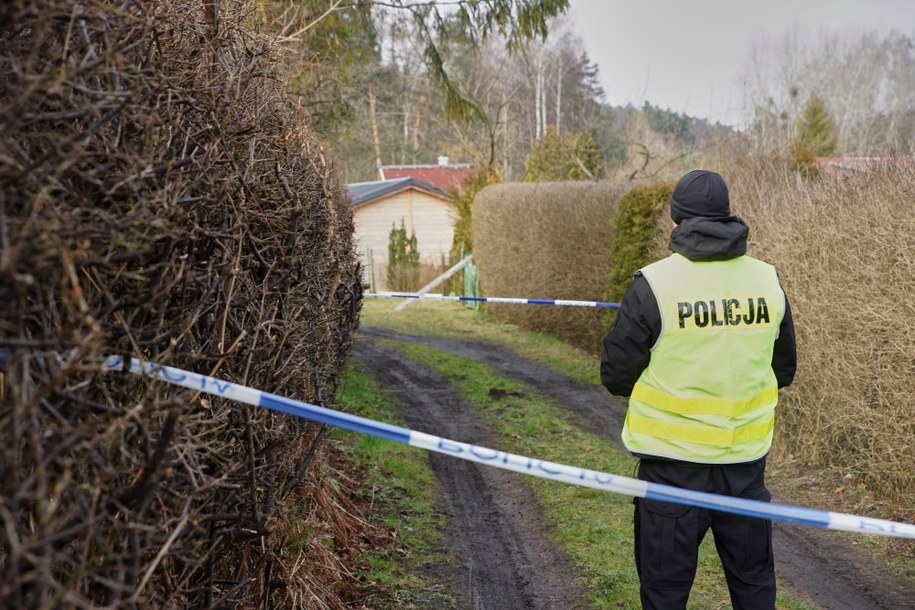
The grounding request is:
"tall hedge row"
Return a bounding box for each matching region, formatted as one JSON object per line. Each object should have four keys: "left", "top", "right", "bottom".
{"left": 472, "top": 181, "right": 627, "bottom": 352}
{"left": 1, "top": 1, "right": 365, "bottom": 607}
{"left": 731, "top": 162, "right": 915, "bottom": 503}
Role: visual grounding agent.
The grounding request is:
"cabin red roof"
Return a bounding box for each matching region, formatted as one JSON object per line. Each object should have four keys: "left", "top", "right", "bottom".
{"left": 814, "top": 156, "right": 915, "bottom": 173}
{"left": 380, "top": 161, "right": 474, "bottom": 194}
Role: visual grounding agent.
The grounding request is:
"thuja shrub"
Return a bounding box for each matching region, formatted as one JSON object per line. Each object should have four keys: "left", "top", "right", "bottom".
{"left": 447, "top": 166, "right": 501, "bottom": 295}
{"left": 472, "top": 181, "right": 627, "bottom": 352}
{"left": 386, "top": 221, "right": 421, "bottom": 291}
{"left": 0, "top": 1, "right": 366, "bottom": 608}
{"left": 729, "top": 160, "right": 915, "bottom": 503}
{"left": 606, "top": 182, "right": 674, "bottom": 302}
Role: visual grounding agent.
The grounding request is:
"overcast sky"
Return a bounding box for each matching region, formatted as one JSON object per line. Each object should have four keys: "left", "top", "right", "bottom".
{"left": 567, "top": 0, "right": 915, "bottom": 127}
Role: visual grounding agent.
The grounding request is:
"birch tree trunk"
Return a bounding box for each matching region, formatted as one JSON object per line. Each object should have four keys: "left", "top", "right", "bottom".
{"left": 555, "top": 54, "right": 563, "bottom": 134}
{"left": 368, "top": 85, "right": 383, "bottom": 176}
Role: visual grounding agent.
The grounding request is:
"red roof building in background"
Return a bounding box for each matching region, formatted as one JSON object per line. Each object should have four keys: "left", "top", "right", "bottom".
{"left": 814, "top": 156, "right": 915, "bottom": 174}
{"left": 380, "top": 156, "right": 474, "bottom": 194}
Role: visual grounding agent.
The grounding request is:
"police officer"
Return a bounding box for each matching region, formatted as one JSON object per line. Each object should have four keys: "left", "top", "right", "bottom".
{"left": 600, "top": 169, "right": 797, "bottom": 610}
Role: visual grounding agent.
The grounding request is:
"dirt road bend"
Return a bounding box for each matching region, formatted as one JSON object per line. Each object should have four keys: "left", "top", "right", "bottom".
{"left": 354, "top": 327, "right": 915, "bottom": 610}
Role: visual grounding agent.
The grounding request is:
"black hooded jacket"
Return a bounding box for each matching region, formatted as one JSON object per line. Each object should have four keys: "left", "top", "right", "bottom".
{"left": 600, "top": 216, "right": 797, "bottom": 397}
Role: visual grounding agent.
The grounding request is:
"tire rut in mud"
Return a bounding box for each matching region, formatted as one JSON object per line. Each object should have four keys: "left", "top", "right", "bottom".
{"left": 356, "top": 327, "right": 915, "bottom": 610}
{"left": 352, "top": 337, "right": 591, "bottom": 610}
{"left": 772, "top": 521, "right": 915, "bottom": 610}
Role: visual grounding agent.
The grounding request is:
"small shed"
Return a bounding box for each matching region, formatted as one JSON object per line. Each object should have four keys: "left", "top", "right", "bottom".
{"left": 347, "top": 176, "right": 456, "bottom": 290}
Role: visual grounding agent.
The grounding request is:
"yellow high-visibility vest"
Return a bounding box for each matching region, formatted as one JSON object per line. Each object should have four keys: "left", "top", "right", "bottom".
{"left": 622, "top": 253, "right": 786, "bottom": 463}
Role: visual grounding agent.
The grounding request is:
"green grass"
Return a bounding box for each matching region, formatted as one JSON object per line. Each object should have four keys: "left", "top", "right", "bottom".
{"left": 335, "top": 361, "right": 460, "bottom": 609}
{"left": 348, "top": 299, "right": 819, "bottom": 609}
{"left": 360, "top": 297, "right": 599, "bottom": 384}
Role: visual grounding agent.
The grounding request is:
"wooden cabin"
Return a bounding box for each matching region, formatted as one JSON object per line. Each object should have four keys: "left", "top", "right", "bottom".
{"left": 347, "top": 176, "right": 456, "bottom": 290}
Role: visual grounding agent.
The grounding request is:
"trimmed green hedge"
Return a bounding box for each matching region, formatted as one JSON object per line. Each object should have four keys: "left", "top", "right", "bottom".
{"left": 606, "top": 182, "right": 674, "bottom": 302}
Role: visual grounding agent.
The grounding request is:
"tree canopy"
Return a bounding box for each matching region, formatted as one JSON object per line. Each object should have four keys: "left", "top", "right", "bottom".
{"left": 795, "top": 95, "right": 839, "bottom": 157}
{"left": 791, "top": 95, "right": 839, "bottom": 174}
{"left": 523, "top": 128, "right": 604, "bottom": 181}
{"left": 266, "top": 1, "right": 740, "bottom": 183}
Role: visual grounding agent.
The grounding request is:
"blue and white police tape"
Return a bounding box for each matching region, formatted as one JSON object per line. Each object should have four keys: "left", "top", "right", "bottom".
{"left": 102, "top": 355, "right": 915, "bottom": 540}
{"left": 366, "top": 292, "right": 621, "bottom": 309}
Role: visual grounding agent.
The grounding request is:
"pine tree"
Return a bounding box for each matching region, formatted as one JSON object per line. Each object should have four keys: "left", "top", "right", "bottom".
{"left": 792, "top": 95, "right": 839, "bottom": 175}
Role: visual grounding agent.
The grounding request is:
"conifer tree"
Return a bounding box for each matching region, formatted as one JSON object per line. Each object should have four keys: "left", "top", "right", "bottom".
{"left": 386, "top": 221, "right": 421, "bottom": 290}
{"left": 792, "top": 95, "right": 839, "bottom": 174}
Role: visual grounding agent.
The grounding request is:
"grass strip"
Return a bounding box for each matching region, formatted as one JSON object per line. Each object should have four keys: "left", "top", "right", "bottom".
{"left": 335, "top": 360, "right": 460, "bottom": 609}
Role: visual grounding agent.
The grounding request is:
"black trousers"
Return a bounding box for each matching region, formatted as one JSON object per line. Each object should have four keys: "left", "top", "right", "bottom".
{"left": 634, "top": 457, "right": 775, "bottom": 610}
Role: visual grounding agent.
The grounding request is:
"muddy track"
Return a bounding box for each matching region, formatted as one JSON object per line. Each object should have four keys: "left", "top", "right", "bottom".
{"left": 354, "top": 327, "right": 915, "bottom": 610}
{"left": 353, "top": 337, "right": 591, "bottom": 609}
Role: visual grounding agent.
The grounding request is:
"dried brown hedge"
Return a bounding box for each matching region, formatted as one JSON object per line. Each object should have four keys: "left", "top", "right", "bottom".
{"left": 472, "top": 181, "right": 627, "bottom": 352}
{"left": 0, "top": 1, "right": 366, "bottom": 608}
{"left": 730, "top": 161, "right": 915, "bottom": 503}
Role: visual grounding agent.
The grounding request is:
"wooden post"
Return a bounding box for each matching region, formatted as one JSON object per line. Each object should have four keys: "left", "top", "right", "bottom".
{"left": 395, "top": 254, "right": 473, "bottom": 312}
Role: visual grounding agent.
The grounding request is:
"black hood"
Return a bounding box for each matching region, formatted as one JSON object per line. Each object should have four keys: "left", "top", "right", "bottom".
{"left": 669, "top": 216, "right": 749, "bottom": 261}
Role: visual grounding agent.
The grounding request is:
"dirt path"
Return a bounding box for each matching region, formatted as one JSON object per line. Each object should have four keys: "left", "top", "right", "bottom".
{"left": 353, "top": 336, "right": 591, "bottom": 609}
{"left": 354, "top": 327, "right": 915, "bottom": 610}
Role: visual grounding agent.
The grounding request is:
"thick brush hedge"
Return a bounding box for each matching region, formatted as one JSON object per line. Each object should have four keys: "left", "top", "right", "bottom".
{"left": 1, "top": 1, "right": 367, "bottom": 608}
{"left": 732, "top": 161, "right": 915, "bottom": 504}
{"left": 606, "top": 182, "right": 674, "bottom": 302}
